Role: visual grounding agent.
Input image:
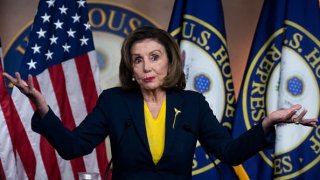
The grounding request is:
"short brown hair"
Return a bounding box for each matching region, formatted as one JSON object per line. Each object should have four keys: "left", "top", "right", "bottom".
{"left": 119, "top": 26, "right": 186, "bottom": 91}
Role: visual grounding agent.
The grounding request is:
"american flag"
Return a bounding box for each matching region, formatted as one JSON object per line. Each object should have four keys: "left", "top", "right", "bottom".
{"left": 0, "top": 0, "right": 108, "bottom": 179}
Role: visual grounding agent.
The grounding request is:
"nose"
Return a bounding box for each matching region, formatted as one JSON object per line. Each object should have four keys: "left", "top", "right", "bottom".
{"left": 143, "top": 60, "right": 151, "bottom": 73}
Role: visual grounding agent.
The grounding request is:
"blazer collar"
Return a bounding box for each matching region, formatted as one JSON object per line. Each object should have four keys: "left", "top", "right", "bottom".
{"left": 125, "top": 89, "right": 150, "bottom": 151}
{"left": 125, "top": 89, "right": 185, "bottom": 159}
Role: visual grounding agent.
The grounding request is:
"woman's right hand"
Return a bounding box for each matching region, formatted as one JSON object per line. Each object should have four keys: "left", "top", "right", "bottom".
{"left": 2, "top": 72, "right": 49, "bottom": 118}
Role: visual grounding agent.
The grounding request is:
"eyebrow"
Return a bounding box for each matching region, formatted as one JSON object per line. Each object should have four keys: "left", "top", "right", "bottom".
{"left": 131, "top": 49, "right": 162, "bottom": 56}
{"left": 150, "top": 50, "right": 161, "bottom": 54}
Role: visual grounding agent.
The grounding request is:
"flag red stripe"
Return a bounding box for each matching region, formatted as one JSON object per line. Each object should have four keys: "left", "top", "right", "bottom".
{"left": 0, "top": 75, "right": 36, "bottom": 179}
{"left": 0, "top": 57, "right": 7, "bottom": 180}
{"left": 96, "top": 143, "right": 108, "bottom": 179}
{"left": 40, "top": 139, "right": 62, "bottom": 180}
{"left": 48, "top": 65, "right": 86, "bottom": 179}
{"left": 75, "top": 54, "right": 108, "bottom": 178}
{"left": 0, "top": 158, "right": 6, "bottom": 180}
{"left": 75, "top": 54, "right": 98, "bottom": 112}
{"left": 32, "top": 77, "right": 62, "bottom": 180}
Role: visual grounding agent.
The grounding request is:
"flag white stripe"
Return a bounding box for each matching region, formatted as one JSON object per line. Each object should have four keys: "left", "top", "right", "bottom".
{"left": 62, "top": 59, "right": 88, "bottom": 126}
{"left": 88, "top": 51, "right": 101, "bottom": 94}
{"left": 105, "top": 136, "right": 112, "bottom": 162}
{"left": 37, "top": 69, "right": 61, "bottom": 118}
{"left": 16, "top": 153, "right": 28, "bottom": 179}
{"left": 0, "top": 106, "right": 19, "bottom": 180}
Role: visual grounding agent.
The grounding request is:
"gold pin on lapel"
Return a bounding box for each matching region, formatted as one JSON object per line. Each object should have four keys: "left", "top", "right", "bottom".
{"left": 173, "top": 108, "right": 181, "bottom": 128}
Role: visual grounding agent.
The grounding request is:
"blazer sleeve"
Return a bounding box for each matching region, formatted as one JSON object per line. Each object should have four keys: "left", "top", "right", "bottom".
{"left": 196, "top": 93, "right": 275, "bottom": 166}
{"left": 31, "top": 91, "right": 110, "bottom": 160}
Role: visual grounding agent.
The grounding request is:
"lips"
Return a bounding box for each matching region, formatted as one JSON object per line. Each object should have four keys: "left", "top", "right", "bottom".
{"left": 143, "top": 76, "right": 155, "bottom": 82}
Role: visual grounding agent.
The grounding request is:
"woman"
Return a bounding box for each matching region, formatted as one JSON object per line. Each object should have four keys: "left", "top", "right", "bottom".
{"left": 3, "top": 27, "right": 317, "bottom": 179}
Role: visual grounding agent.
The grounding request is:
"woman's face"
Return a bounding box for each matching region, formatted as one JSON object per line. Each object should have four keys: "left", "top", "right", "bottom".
{"left": 131, "top": 38, "right": 169, "bottom": 92}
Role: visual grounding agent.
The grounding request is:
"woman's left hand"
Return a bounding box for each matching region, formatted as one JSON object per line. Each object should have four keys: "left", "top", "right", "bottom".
{"left": 262, "top": 104, "right": 318, "bottom": 132}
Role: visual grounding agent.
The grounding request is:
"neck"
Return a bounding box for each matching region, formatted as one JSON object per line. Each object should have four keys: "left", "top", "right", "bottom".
{"left": 141, "top": 89, "right": 166, "bottom": 104}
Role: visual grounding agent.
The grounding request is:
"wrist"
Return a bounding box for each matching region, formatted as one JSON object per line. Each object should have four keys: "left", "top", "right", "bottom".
{"left": 36, "top": 102, "right": 49, "bottom": 118}
{"left": 262, "top": 116, "right": 274, "bottom": 133}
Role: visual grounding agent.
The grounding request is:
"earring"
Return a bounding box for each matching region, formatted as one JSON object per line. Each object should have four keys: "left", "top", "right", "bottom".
{"left": 132, "top": 77, "right": 135, "bottom": 81}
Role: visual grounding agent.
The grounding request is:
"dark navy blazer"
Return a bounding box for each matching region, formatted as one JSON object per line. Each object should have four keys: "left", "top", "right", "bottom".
{"left": 32, "top": 87, "right": 274, "bottom": 180}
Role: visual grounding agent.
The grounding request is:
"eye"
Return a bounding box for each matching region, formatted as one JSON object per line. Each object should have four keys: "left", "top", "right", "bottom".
{"left": 132, "top": 56, "right": 142, "bottom": 64}
{"left": 151, "top": 54, "right": 159, "bottom": 61}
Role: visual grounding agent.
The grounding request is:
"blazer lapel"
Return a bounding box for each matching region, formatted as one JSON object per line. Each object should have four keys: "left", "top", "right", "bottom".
{"left": 163, "top": 90, "right": 184, "bottom": 156}
{"left": 125, "top": 90, "right": 150, "bottom": 151}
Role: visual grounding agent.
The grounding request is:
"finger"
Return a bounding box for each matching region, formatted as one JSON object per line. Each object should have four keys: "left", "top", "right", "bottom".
{"left": 300, "top": 121, "right": 317, "bottom": 127}
{"left": 27, "top": 74, "right": 35, "bottom": 90}
{"left": 296, "top": 108, "right": 307, "bottom": 121}
{"left": 15, "top": 72, "right": 28, "bottom": 87}
{"left": 290, "top": 104, "right": 302, "bottom": 111}
{"left": 285, "top": 104, "right": 303, "bottom": 121}
{"left": 297, "top": 118, "right": 318, "bottom": 127}
{"left": 286, "top": 107, "right": 300, "bottom": 120}
{"left": 300, "top": 118, "right": 318, "bottom": 124}
{"left": 15, "top": 72, "right": 22, "bottom": 85}
{"left": 2, "top": 72, "right": 16, "bottom": 83}
{"left": 2, "top": 72, "right": 18, "bottom": 88}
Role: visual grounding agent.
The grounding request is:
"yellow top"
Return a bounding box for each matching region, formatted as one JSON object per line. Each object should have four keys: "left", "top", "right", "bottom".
{"left": 144, "top": 99, "right": 166, "bottom": 165}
